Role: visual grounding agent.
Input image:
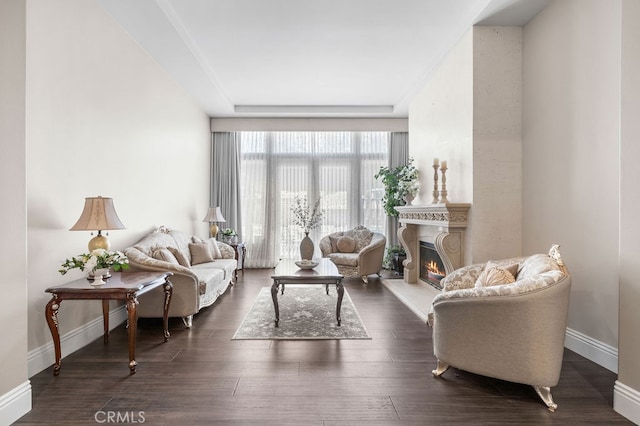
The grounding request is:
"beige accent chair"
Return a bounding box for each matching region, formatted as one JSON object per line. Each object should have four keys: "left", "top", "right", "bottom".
{"left": 428, "top": 245, "right": 571, "bottom": 412}
{"left": 319, "top": 225, "right": 386, "bottom": 283}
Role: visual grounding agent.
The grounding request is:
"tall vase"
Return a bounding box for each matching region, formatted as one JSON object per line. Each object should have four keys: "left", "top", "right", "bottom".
{"left": 300, "top": 232, "right": 314, "bottom": 260}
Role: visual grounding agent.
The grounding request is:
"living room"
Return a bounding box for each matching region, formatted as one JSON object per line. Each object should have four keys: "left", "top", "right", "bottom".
{"left": 2, "top": 0, "right": 639, "bottom": 424}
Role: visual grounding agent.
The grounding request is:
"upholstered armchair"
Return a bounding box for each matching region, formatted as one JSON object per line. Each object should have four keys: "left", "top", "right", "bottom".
{"left": 319, "top": 225, "right": 386, "bottom": 283}
{"left": 428, "top": 245, "right": 571, "bottom": 411}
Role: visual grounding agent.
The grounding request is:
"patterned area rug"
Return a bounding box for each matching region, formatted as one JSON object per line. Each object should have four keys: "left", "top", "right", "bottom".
{"left": 232, "top": 285, "right": 371, "bottom": 340}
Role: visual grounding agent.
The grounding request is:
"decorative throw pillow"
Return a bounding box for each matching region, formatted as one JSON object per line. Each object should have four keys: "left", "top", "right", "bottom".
{"left": 207, "top": 238, "right": 223, "bottom": 259}
{"left": 189, "top": 242, "right": 214, "bottom": 265}
{"left": 168, "top": 246, "right": 191, "bottom": 267}
{"left": 329, "top": 235, "right": 341, "bottom": 252}
{"left": 345, "top": 226, "right": 373, "bottom": 252}
{"left": 337, "top": 236, "right": 356, "bottom": 253}
{"left": 474, "top": 261, "right": 519, "bottom": 288}
{"left": 151, "top": 247, "right": 179, "bottom": 265}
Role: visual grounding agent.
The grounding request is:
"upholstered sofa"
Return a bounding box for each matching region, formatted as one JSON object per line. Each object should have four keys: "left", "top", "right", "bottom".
{"left": 123, "top": 227, "right": 237, "bottom": 327}
{"left": 319, "top": 225, "right": 386, "bottom": 283}
{"left": 428, "top": 245, "right": 571, "bottom": 411}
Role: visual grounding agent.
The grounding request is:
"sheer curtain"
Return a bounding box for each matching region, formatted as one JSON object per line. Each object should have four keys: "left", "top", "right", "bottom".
{"left": 240, "top": 132, "right": 389, "bottom": 268}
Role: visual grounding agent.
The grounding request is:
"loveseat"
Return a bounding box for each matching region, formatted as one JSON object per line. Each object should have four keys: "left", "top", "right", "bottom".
{"left": 319, "top": 225, "right": 386, "bottom": 283}
{"left": 428, "top": 245, "right": 571, "bottom": 411}
{"left": 123, "top": 227, "right": 237, "bottom": 327}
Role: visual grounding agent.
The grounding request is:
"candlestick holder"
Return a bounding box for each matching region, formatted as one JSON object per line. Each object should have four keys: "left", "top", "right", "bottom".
{"left": 439, "top": 165, "right": 449, "bottom": 204}
{"left": 432, "top": 164, "right": 440, "bottom": 204}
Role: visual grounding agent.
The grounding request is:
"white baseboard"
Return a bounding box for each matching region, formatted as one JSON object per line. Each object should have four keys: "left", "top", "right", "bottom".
{"left": 28, "top": 305, "right": 128, "bottom": 377}
{"left": 0, "top": 381, "right": 31, "bottom": 425}
{"left": 614, "top": 381, "right": 640, "bottom": 424}
{"left": 564, "top": 327, "right": 618, "bottom": 373}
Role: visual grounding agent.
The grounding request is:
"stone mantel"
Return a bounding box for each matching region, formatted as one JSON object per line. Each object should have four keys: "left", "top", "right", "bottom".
{"left": 395, "top": 203, "right": 471, "bottom": 228}
{"left": 395, "top": 203, "right": 471, "bottom": 285}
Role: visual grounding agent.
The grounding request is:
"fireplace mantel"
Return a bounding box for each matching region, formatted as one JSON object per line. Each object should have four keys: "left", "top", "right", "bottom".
{"left": 396, "top": 203, "right": 470, "bottom": 227}
{"left": 396, "top": 203, "right": 471, "bottom": 285}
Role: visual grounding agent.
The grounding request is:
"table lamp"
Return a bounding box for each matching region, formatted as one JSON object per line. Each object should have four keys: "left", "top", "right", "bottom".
{"left": 70, "top": 196, "right": 126, "bottom": 251}
{"left": 202, "top": 206, "right": 226, "bottom": 238}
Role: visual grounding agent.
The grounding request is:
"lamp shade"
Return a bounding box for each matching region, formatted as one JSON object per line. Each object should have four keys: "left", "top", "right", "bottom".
{"left": 70, "top": 196, "right": 126, "bottom": 231}
{"left": 202, "top": 206, "right": 226, "bottom": 223}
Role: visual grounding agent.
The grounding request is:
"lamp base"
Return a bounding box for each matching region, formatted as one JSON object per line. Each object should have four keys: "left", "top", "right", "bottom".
{"left": 209, "top": 223, "right": 219, "bottom": 239}
{"left": 88, "top": 233, "right": 110, "bottom": 251}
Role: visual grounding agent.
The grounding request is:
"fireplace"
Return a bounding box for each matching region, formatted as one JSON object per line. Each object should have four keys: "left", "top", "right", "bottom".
{"left": 395, "top": 203, "right": 470, "bottom": 285}
{"left": 420, "top": 241, "right": 446, "bottom": 289}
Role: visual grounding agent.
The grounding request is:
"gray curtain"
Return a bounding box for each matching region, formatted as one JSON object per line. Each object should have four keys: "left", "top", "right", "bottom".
{"left": 387, "top": 132, "right": 409, "bottom": 247}
{"left": 210, "top": 132, "right": 242, "bottom": 240}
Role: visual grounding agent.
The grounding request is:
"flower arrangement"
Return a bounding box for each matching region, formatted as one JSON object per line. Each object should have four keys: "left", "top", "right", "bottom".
{"left": 59, "top": 249, "right": 129, "bottom": 275}
{"left": 374, "top": 158, "right": 420, "bottom": 217}
{"left": 220, "top": 227, "right": 237, "bottom": 242}
{"left": 397, "top": 160, "right": 420, "bottom": 196}
{"left": 291, "top": 195, "right": 323, "bottom": 234}
{"left": 220, "top": 228, "right": 236, "bottom": 238}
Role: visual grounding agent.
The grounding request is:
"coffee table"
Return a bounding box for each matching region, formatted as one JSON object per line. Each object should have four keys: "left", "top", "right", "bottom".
{"left": 270, "top": 258, "right": 344, "bottom": 327}
{"left": 45, "top": 272, "right": 173, "bottom": 376}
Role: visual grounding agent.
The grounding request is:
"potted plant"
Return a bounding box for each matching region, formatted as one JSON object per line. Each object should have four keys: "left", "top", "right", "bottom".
{"left": 384, "top": 245, "right": 406, "bottom": 275}
{"left": 374, "top": 158, "right": 420, "bottom": 217}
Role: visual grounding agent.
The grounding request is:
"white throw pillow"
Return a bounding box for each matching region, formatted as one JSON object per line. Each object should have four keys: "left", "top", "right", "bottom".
{"left": 208, "top": 238, "right": 223, "bottom": 259}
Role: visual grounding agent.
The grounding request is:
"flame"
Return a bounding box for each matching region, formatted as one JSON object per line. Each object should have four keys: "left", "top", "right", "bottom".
{"left": 426, "top": 259, "right": 445, "bottom": 276}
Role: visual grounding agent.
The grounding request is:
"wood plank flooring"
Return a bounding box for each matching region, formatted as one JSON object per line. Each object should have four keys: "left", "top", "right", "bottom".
{"left": 16, "top": 269, "right": 631, "bottom": 425}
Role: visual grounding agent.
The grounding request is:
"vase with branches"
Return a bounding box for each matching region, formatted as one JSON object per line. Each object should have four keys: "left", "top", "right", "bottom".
{"left": 291, "top": 195, "right": 323, "bottom": 260}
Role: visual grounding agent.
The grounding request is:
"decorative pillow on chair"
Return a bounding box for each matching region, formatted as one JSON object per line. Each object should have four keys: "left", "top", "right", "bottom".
{"left": 168, "top": 246, "right": 191, "bottom": 267}
{"left": 337, "top": 236, "right": 356, "bottom": 253}
{"left": 151, "top": 247, "right": 179, "bottom": 265}
{"left": 345, "top": 226, "right": 373, "bottom": 251}
{"left": 474, "top": 261, "right": 518, "bottom": 288}
{"left": 189, "top": 242, "right": 214, "bottom": 265}
{"left": 329, "top": 235, "right": 341, "bottom": 252}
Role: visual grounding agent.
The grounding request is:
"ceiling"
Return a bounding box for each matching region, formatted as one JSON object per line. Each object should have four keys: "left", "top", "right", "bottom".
{"left": 98, "top": 0, "right": 550, "bottom": 118}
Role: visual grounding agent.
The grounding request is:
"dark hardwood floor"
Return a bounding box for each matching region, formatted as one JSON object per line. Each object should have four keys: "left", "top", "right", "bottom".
{"left": 17, "top": 269, "right": 631, "bottom": 425}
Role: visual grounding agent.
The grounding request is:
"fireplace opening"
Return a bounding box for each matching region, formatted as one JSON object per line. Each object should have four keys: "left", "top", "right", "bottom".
{"left": 420, "top": 241, "right": 446, "bottom": 290}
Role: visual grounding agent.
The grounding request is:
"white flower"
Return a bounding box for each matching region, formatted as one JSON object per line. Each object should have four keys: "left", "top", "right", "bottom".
{"left": 59, "top": 249, "right": 130, "bottom": 275}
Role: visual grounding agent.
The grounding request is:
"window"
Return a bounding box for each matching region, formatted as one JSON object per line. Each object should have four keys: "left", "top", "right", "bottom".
{"left": 239, "top": 132, "right": 388, "bottom": 267}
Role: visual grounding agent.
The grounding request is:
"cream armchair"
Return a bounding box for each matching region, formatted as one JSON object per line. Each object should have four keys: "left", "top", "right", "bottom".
{"left": 429, "top": 245, "right": 571, "bottom": 411}
{"left": 319, "top": 225, "right": 386, "bottom": 283}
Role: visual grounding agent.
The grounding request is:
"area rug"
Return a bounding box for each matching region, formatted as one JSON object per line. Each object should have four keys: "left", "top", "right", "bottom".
{"left": 232, "top": 285, "right": 371, "bottom": 340}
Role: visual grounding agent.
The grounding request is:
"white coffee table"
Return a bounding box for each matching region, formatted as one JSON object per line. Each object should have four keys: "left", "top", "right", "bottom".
{"left": 270, "top": 258, "right": 344, "bottom": 327}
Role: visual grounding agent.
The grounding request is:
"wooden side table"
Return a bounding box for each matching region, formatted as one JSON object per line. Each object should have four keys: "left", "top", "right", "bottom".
{"left": 44, "top": 272, "right": 173, "bottom": 376}
{"left": 229, "top": 241, "right": 246, "bottom": 280}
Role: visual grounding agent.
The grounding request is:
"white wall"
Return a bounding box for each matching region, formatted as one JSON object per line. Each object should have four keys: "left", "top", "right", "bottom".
{"left": 409, "top": 30, "right": 474, "bottom": 207}
{"left": 0, "top": 1, "right": 31, "bottom": 423}
{"left": 408, "top": 26, "right": 522, "bottom": 264}
{"left": 408, "top": 30, "right": 474, "bottom": 263}
{"left": 617, "top": 0, "right": 640, "bottom": 422}
{"left": 472, "top": 26, "right": 522, "bottom": 262}
{"left": 25, "top": 0, "right": 210, "bottom": 355}
{"left": 523, "top": 0, "right": 620, "bottom": 353}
